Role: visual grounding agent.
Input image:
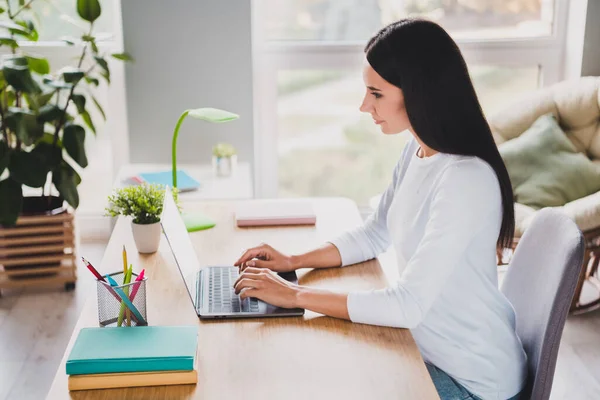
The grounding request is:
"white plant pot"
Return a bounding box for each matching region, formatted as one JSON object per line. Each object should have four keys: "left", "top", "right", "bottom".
{"left": 212, "top": 154, "right": 237, "bottom": 177}
{"left": 131, "top": 221, "right": 161, "bottom": 254}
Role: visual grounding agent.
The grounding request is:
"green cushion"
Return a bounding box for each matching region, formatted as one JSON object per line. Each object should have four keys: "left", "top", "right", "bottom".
{"left": 499, "top": 113, "right": 600, "bottom": 209}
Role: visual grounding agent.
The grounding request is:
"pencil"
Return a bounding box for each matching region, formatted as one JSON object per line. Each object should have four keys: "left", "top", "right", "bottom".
{"left": 122, "top": 245, "right": 128, "bottom": 279}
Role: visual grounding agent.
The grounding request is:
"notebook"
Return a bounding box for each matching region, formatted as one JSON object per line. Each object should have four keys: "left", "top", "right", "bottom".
{"left": 235, "top": 199, "right": 317, "bottom": 227}
{"left": 137, "top": 170, "right": 200, "bottom": 192}
{"left": 66, "top": 326, "right": 198, "bottom": 375}
{"left": 68, "top": 369, "right": 197, "bottom": 391}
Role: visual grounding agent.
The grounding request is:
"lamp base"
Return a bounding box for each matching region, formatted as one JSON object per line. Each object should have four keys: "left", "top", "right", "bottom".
{"left": 182, "top": 212, "right": 216, "bottom": 232}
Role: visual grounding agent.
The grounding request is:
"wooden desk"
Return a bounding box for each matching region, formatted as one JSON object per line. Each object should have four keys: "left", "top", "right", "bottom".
{"left": 47, "top": 198, "right": 438, "bottom": 400}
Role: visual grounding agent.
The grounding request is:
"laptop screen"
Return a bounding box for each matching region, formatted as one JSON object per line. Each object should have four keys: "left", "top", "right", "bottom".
{"left": 160, "top": 187, "right": 201, "bottom": 310}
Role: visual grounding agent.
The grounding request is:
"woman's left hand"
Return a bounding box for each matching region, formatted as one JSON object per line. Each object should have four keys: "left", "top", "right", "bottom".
{"left": 234, "top": 267, "right": 299, "bottom": 309}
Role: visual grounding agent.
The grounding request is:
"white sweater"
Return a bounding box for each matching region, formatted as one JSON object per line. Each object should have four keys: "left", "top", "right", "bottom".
{"left": 330, "top": 137, "right": 527, "bottom": 400}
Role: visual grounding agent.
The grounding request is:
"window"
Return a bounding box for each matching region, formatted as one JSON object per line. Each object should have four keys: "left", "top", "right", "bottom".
{"left": 276, "top": 66, "right": 541, "bottom": 204}
{"left": 263, "top": 0, "right": 555, "bottom": 41}
{"left": 19, "top": 0, "right": 115, "bottom": 41}
{"left": 254, "top": 0, "right": 567, "bottom": 208}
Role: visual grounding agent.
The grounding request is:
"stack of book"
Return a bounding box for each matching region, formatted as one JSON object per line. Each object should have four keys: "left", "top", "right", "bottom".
{"left": 66, "top": 325, "right": 198, "bottom": 391}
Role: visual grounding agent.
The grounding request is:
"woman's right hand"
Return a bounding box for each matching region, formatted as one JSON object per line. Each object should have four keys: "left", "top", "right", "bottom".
{"left": 234, "top": 243, "right": 298, "bottom": 273}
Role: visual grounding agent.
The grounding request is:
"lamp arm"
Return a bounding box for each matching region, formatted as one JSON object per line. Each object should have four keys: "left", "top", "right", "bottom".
{"left": 172, "top": 110, "right": 190, "bottom": 189}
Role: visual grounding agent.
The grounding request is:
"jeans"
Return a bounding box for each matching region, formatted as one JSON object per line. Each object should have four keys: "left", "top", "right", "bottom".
{"left": 426, "top": 362, "right": 523, "bottom": 400}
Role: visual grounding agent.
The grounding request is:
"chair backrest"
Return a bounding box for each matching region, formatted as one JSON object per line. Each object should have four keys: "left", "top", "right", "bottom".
{"left": 488, "top": 76, "right": 600, "bottom": 158}
{"left": 501, "top": 208, "right": 585, "bottom": 400}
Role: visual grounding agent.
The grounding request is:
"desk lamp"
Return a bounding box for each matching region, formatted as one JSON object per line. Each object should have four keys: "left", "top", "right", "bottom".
{"left": 172, "top": 108, "right": 239, "bottom": 232}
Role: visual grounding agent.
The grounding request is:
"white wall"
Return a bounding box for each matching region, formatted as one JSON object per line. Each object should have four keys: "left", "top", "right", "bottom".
{"left": 581, "top": 0, "right": 600, "bottom": 77}
{"left": 120, "top": 0, "right": 254, "bottom": 168}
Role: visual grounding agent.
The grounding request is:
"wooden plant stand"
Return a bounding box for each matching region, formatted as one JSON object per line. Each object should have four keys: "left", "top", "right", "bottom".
{"left": 0, "top": 212, "right": 77, "bottom": 296}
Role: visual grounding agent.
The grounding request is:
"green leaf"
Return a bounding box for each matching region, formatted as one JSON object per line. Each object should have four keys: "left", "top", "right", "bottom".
{"left": 42, "top": 76, "right": 73, "bottom": 90}
{"left": 3, "top": 55, "right": 28, "bottom": 66}
{"left": 91, "top": 95, "right": 105, "bottom": 120}
{"left": 71, "top": 94, "right": 86, "bottom": 114}
{"left": 31, "top": 141, "right": 61, "bottom": 171}
{"left": 37, "top": 90, "right": 56, "bottom": 107}
{"left": 14, "top": 20, "right": 37, "bottom": 41}
{"left": 111, "top": 52, "right": 133, "bottom": 62}
{"left": 26, "top": 56, "right": 50, "bottom": 74}
{"left": 60, "top": 36, "right": 78, "bottom": 46}
{"left": 0, "top": 7, "right": 5, "bottom": 14}
{"left": 53, "top": 161, "right": 80, "bottom": 208}
{"left": 37, "top": 132, "right": 63, "bottom": 147}
{"left": 0, "top": 140, "right": 9, "bottom": 175}
{"left": 0, "top": 90, "right": 16, "bottom": 109}
{"left": 84, "top": 76, "right": 99, "bottom": 86}
{"left": 3, "top": 64, "right": 41, "bottom": 94}
{"left": 23, "top": 93, "right": 38, "bottom": 110}
{"left": 0, "top": 36, "right": 18, "bottom": 48}
{"left": 38, "top": 104, "right": 63, "bottom": 122}
{"left": 81, "top": 110, "right": 95, "bottom": 134}
{"left": 0, "top": 21, "right": 30, "bottom": 35}
{"left": 99, "top": 71, "right": 110, "bottom": 84}
{"left": 90, "top": 40, "right": 98, "bottom": 54}
{"left": 81, "top": 34, "right": 94, "bottom": 42}
{"left": 63, "top": 123, "right": 87, "bottom": 168}
{"left": 0, "top": 178, "right": 23, "bottom": 226}
{"left": 8, "top": 150, "right": 49, "bottom": 187}
{"left": 5, "top": 107, "right": 44, "bottom": 145}
{"left": 61, "top": 67, "right": 84, "bottom": 84}
{"left": 93, "top": 56, "right": 110, "bottom": 80}
{"left": 77, "top": 0, "right": 102, "bottom": 23}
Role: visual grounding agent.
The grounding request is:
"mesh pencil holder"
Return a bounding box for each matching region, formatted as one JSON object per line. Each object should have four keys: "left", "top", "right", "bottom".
{"left": 96, "top": 271, "right": 148, "bottom": 327}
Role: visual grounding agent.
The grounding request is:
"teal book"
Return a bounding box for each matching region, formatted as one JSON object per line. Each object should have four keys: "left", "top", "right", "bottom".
{"left": 66, "top": 326, "right": 198, "bottom": 376}
{"left": 138, "top": 170, "right": 200, "bottom": 192}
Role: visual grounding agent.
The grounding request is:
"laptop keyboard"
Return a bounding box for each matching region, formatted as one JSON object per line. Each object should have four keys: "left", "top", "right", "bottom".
{"left": 208, "top": 267, "right": 260, "bottom": 313}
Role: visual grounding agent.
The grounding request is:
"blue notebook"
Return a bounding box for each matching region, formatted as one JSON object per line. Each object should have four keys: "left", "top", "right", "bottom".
{"left": 66, "top": 326, "right": 198, "bottom": 375}
{"left": 138, "top": 170, "right": 200, "bottom": 192}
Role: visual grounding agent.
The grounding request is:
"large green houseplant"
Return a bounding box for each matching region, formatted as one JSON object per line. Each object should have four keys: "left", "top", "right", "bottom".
{"left": 0, "top": 0, "right": 131, "bottom": 226}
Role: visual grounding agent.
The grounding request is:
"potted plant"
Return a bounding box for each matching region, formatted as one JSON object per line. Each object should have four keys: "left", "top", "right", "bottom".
{"left": 212, "top": 142, "right": 237, "bottom": 177}
{"left": 0, "top": 0, "right": 131, "bottom": 225}
{"left": 0, "top": 0, "right": 131, "bottom": 291}
{"left": 105, "top": 184, "right": 179, "bottom": 254}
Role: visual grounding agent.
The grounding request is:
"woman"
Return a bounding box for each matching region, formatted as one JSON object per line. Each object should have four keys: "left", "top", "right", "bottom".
{"left": 234, "top": 18, "right": 527, "bottom": 400}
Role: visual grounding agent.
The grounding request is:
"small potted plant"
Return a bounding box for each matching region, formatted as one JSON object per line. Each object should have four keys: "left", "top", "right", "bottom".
{"left": 105, "top": 184, "right": 178, "bottom": 253}
{"left": 212, "top": 142, "right": 237, "bottom": 177}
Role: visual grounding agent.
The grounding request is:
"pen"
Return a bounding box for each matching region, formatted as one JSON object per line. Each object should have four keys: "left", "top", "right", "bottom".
{"left": 106, "top": 275, "right": 147, "bottom": 326}
{"left": 129, "top": 269, "right": 145, "bottom": 301}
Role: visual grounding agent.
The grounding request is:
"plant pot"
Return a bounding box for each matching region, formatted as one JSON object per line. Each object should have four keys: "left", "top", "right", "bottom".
{"left": 212, "top": 154, "right": 237, "bottom": 177}
{"left": 131, "top": 221, "right": 161, "bottom": 254}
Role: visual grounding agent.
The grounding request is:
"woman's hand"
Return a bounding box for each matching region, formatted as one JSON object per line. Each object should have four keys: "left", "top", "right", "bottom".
{"left": 234, "top": 243, "right": 297, "bottom": 273}
{"left": 234, "top": 267, "right": 299, "bottom": 309}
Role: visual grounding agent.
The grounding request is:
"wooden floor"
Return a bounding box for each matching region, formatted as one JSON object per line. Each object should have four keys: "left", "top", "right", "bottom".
{"left": 1, "top": 241, "right": 600, "bottom": 400}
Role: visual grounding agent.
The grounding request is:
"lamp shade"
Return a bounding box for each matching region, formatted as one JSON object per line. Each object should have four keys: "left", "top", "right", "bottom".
{"left": 187, "top": 108, "right": 239, "bottom": 123}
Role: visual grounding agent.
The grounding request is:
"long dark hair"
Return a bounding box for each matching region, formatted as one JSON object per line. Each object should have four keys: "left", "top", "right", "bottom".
{"left": 365, "top": 18, "right": 514, "bottom": 250}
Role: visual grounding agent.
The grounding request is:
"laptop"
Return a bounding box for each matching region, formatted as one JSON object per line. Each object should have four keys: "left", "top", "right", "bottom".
{"left": 160, "top": 187, "right": 305, "bottom": 319}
